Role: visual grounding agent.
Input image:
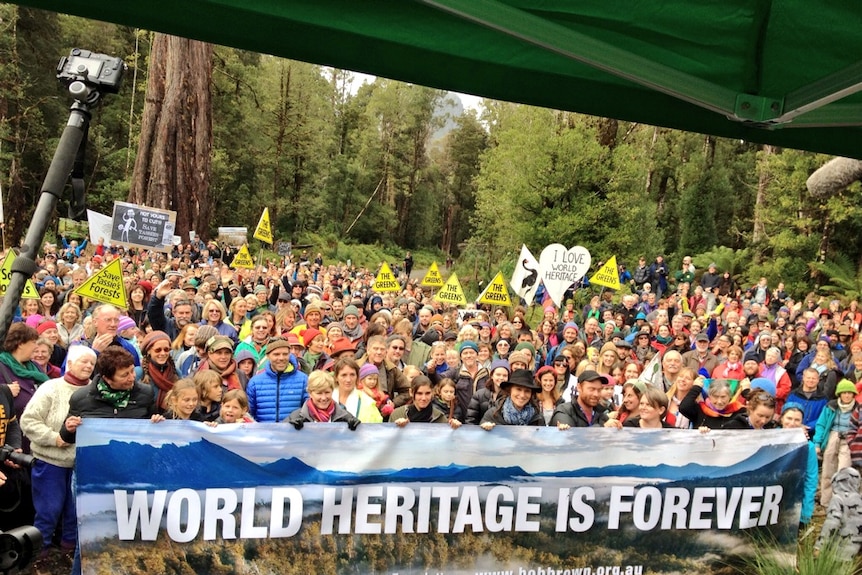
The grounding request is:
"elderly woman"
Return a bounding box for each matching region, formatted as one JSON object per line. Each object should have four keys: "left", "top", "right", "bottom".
{"left": 286, "top": 370, "right": 359, "bottom": 429}
{"left": 480, "top": 369, "right": 543, "bottom": 429}
{"left": 21, "top": 346, "right": 97, "bottom": 559}
{"left": 199, "top": 299, "right": 238, "bottom": 343}
{"left": 60, "top": 346, "right": 158, "bottom": 446}
{"left": 679, "top": 379, "right": 745, "bottom": 430}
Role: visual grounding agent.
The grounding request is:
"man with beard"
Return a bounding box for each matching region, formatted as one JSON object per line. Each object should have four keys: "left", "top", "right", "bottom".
{"left": 550, "top": 370, "right": 610, "bottom": 427}
{"left": 148, "top": 279, "right": 195, "bottom": 341}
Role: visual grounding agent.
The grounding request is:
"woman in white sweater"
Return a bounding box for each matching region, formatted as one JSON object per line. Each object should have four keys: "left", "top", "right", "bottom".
{"left": 21, "top": 345, "right": 97, "bottom": 558}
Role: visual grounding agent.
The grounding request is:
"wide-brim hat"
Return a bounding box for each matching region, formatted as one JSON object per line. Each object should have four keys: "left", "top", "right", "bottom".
{"left": 501, "top": 368, "right": 541, "bottom": 391}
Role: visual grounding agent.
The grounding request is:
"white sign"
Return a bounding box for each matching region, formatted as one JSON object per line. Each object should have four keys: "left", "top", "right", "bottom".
{"left": 538, "top": 244, "right": 591, "bottom": 307}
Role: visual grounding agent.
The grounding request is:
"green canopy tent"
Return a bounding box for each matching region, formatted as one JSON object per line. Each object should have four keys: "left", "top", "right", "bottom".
{"left": 11, "top": 0, "right": 862, "bottom": 157}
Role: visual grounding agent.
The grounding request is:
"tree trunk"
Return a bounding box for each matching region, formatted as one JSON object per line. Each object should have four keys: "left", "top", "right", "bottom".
{"left": 129, "top": 34, "right": 213, "bottom": 240}
{"left": 752, "top": 144, "right": 775, "bottom": 249}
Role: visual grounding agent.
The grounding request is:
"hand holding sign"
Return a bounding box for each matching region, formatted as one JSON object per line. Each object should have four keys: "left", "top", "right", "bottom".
{"left": 538, "top": 244, "right": 591, "bottom": 307}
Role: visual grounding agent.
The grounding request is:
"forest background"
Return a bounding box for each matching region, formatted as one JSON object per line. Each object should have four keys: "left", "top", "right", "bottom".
{"left": 1, "top": 6, "right": 861, "bottom": 302}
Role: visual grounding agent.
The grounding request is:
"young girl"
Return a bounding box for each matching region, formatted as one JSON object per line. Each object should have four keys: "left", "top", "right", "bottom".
{"left": 358, "top": 364, "right": 394, "bottom": 419}
{"left": 195, "top": 370, "right": 223, "bottom": 422}
{"left": 163, "top": 378, "right": 203, "bottom": 421}
{"left": 434, "top": 378, "right": 463, "bottom": 422}
{"left": 234, "top": 350, "right": 258, "bottom": 380}
{"left": 217, "top": 389, "right": 254, "bottom": 424}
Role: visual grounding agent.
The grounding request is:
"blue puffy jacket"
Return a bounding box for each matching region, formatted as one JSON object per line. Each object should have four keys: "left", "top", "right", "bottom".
{"left": 246, "top": 355, "right": 308, "bottom": 423}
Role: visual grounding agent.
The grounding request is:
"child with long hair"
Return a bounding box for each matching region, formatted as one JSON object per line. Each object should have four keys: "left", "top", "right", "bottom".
{"left": 194, "top": 370, "right": 223, "bottom": 422}
{"left": 163, "top": 378, "right": 203, "bottom": 421}
{"left": 433, "top": 378, "right": 463, "bottom": 423}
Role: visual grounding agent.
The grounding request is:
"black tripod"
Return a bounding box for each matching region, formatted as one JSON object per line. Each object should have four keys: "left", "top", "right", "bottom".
{"left": 0, "top": 49, "right": 124, "bottom": 343}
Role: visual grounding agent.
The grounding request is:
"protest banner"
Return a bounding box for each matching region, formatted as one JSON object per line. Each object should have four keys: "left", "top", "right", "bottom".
{"left": 477, "top": 271, "right": 512, "bottom": 306}
{"left": 74, "top": 258, "right": 128, "bottom": 308}
{"left": 0, "top": 250, "right": 40, "bottom": 299}
{"left": 231, "top": 245, "right": 256, "bottom": 270}
{"left": 590, "top": 255, "right": 622, "bottom": 290}
{"left": 420, "top": 261, "right": 444, "bottom": 288}
{"left": 538, "top": 244, "right": 591, "bottom": 307}
{"left": 86, "top": 209, "right": 113, "bottom": 247}
{"left": 254, "top": 207, "right": 273, "bottom": 244}
{"left": 109, "top": 201, "right": 177, "bottom": 252}
{"left": 435, "top": 271, "right": 467, "bottom": 306}
{"left": 77, "top": 421, "right": 806, "bottom": 575}
{"left": 510, "top": 244, "right": 541, "bottom": 303}
{"left": 373, "top": 262, "right": 400, "bottom": 293}
{"left": 217, "top": 227, "right": 248, "bottom": 246}
{"left": 59, "top": 217, "right": 89, "bottom": 239}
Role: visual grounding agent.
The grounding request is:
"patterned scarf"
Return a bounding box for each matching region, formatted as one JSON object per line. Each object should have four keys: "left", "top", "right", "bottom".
{"left": 307, "top": 399, "right": 336, "bottom": 422}
{"left": 501, "top": 397, "right": 536, "bottom": 425}
{"left": 96, "top": 377, "right": 131, "bottom": 409}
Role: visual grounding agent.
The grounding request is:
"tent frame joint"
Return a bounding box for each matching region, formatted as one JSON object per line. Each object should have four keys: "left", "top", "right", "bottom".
{"left": 733, "top": 94, "right": 784, "bottom": 124}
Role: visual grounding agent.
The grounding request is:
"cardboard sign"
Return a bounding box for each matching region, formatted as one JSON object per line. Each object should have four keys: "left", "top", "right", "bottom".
{"left": 538, "top": 244, "right": 591, "bottom": 307}
{"left": 276, "top": 241, "right": 292, "bottom": 256}
{"left": 253, "top": 208, "right": 273, "bottom": 244}
{"left": 0, "top": 251, "right": 40, "bottom": 299}
{"left": 373, "top": 262, "right": 400, "bottom": 293}
{"left": 232, "top": 245, "right": 256, "bottom": 270}
{"left": 217, "top": 227, "right": 248, "bottom": 246}
{"left": 435, "top": 272, "right": 466, "bottom": 306}
{"left": 590, "top": 255, "right": 622, "bottom": 290}
{"left": 420, "top": 262, "right": 444, "bottom": 288}
{"left": 109, "top": 201, "right": 177, "bottom": 252}
{"left": 74, "top": 258, "right": 128, "bottom": 308}
{"left": 477, "top": 271, "right": 512, "bottom": 306}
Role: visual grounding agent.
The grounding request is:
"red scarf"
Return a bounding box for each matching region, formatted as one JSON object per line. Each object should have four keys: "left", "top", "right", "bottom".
{"left": 200, "top": 359, "right": 242, "bottom": 391}
{"left": 307, "top": 399, "right": 336, "bottom": 422}
{"left": 63, "top": 371, "right": 90, "bottom": 387}
{"left": 146, "top": 358, "right": 178, "bottom": 411}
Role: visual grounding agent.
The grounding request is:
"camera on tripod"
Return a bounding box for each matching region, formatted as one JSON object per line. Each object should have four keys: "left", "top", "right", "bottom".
{"left": 0, "top": 447, "right": 34, "bottom": 470}
{"left": 56, "top": 48, "right": 125, "bottom": 94}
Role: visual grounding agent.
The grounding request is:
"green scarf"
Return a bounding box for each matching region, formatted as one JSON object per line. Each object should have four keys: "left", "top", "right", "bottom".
{"left": 0, "top": 351, "right": 50, "bottom": 385}
{"left": 97, "top": 377, "right": 131, "bottom": 409}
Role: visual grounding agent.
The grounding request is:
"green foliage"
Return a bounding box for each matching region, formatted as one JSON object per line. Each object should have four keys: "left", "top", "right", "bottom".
{"left": 4, "top": 9, "right": 862, "bottom": 300}
{"left": 734, "top": 534, "right": 862, "bottom": 575}
{"left": 810, "top": 254, "right": 862, "bottom": 302}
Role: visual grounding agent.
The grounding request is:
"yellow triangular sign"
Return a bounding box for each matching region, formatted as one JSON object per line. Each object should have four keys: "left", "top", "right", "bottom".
{"left": 589, "top": 255, "right": 622, "bottom": 290}
{"left": 477, "top": 271, "right": 512, "bottom": 306}
{"left": 420, "top": 262, "right": 444, "bottom": 287}
{"left": 0, "top": 250, "right": 40, "bottom": 299}
{"left": 373, "top": 262, "right": 400, "bottom": 293}
{"left": 74, "top": 258, "right": 128, "bottom": 308}
{"left": 231, "top": 245, "right": 256, "bottom": 269}
{"left": 253, "top": 207, "right": 273, "bottom": 244}
{"left": 435, "top": 272, "right": 467, "bottom": 306}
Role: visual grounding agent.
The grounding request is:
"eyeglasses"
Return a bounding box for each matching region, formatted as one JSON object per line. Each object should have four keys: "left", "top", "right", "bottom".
{"left": 390, "top": 345, "right": 405, "bottom": 351}
{"left": 150, "top": 346, "right": 171, "bottom": 354}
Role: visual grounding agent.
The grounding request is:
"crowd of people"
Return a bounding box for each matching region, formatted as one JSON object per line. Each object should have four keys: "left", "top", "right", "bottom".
{"left": 1, "top": 240, "right": 862, "bottom": 570}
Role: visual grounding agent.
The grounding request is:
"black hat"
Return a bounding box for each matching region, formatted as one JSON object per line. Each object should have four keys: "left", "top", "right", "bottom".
{"left": 501, "top": 369, "right": 541, "bottom": 391}
{"left": 578, "top": 370, "right": 609, "bottom": 386}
